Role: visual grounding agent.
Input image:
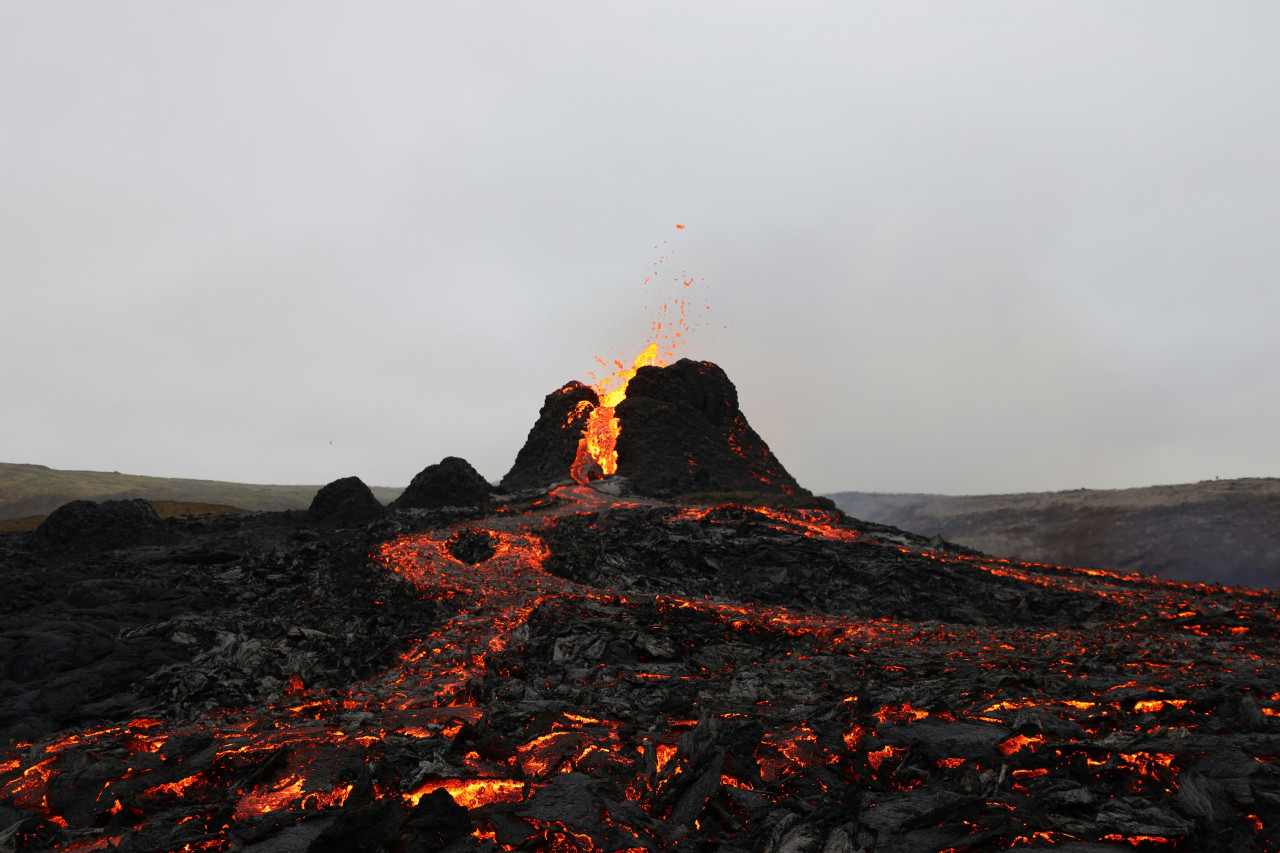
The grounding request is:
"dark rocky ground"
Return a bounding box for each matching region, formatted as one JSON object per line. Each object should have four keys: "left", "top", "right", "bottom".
{"left": 11, "top": 361, "right": 1276, "bottom": 852}
{"left": 539, "top": 505, "right": 1120, "bottom": 628}
{"left": 0, "top": 482, "right": 1278, "bottom": 852}
{"left": 0, "top": 502, "right": 458, "bottom": 747}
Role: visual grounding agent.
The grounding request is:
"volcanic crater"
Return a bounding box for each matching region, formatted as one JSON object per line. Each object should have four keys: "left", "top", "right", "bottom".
{"left": 2, "top": 359, "right": 1279, "bottom": 853}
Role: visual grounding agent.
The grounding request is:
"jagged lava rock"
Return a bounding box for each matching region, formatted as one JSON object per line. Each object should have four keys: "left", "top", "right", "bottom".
{"left": 308, "top": 476, "right": 385, "bottom": 526}
{"left": 615, "top": 359, "right": 809, "bottom": 498}
{"left": 501, "top": 382, "right": 598, "bottom": 491}
{"left": 34, "top": 498, "right": 167, "bottom": 551}
{"left": 391, "top": 457, "right": 493, "bottom": 510}
{"left": 447, "top": 528, "right": 498, "bottom": 564}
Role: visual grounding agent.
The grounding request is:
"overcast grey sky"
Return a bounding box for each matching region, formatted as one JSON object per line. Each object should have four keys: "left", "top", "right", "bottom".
{"left": 4, "top": 3, "right": 1279, "bottom": 495}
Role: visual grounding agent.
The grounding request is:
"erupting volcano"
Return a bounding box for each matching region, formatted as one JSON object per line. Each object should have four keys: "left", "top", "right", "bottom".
{"left": 3, "top": 355, "right": 1280, "bottom": 852}
{"left": 504, "top": 351, "right": 810, "bottom": 501}
{"left": 569, "top": 343, "right": 660, "bottom": 485}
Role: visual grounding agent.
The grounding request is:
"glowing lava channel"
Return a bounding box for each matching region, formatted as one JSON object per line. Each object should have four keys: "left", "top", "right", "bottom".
{"left": 570, "top": 343, "right": 661, "bottom": 483}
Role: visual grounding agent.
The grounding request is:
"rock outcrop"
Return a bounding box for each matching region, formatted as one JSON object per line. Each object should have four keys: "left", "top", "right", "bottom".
{"left": 616, "top": 359, "right": 808, "bottom": 498}
{"left": 391, "top": 457, "right": 493, "bottom": 510}
{"left": 34, "top": 498, "right": 167, "bottom": 551}
{"left": 500, "top": 382, "right": 598, "bottom": 491}
{"left": 308, "top": 476, "right": 385, "bottom": 526}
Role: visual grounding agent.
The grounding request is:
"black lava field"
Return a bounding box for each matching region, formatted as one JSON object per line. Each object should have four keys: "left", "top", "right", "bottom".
{"left": 4, "top": 357, "right": 1280, "bottom": 852}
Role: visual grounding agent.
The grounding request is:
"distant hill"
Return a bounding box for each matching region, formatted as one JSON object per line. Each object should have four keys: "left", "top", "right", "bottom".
{"left": 0, "top": 463, "right": 403, "bottom": 521}
{"left": 827, "top": 477, "right": 1280, "bottom": 589}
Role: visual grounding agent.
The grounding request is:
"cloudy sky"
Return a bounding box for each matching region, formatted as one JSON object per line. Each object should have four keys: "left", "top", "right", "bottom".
{"left": 4, "top": 3, "right": 1278, "bottom": 496}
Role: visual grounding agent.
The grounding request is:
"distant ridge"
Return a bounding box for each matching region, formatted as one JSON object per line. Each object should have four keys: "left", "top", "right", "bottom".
{"left": 0, "top": 463, "right": 403, "bottom": 521}
{"left": 827, "top": 477, "right": 1280, "bottom": 589}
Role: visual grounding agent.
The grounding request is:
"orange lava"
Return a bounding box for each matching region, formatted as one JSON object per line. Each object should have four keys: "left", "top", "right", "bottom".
{"left": 410, "top": 779, "right": 525, "bottom": 809}
{"left": 4, "top": 482, "right": 1279, "bottom": 851}
{"left": 571, "top": 343, "right": 661, "bottom": 483}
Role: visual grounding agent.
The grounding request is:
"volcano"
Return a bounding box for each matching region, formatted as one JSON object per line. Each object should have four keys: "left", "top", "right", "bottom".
{"left": 3, "top": 359, "right": 1280, "bottom": 852}
{"left": 502, "top": 358, "right": 811, "bottom": 500}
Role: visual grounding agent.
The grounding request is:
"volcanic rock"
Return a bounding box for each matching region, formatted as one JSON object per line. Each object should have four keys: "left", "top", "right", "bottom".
{"left": 33, "top": 498, "right": 166, "bottom": 551}
{"left": 615, "top": 359, "right": 809, "bottom": 498}
{"left": 447, "top": 528, "right": 497, "bottom": 564}
{"left": 501, "top": 382, "right": 599, "bottom": 491}
{"left": 308, "top": 476, "right": 385, "bottom": 526}
{"left": 5, "top": 460, "right": 1280, "bottom": 851}
{"left": 501, "top": 361, "right": 810, "bottom": 498}
{"left": 391, "top": 457, "right": 493, "bottom": 510}
{"left": 0, "top": 509, "right": 443, "bottom": 747}
{"left": 540, "top": 504, "right": 1117, "bottom": 626}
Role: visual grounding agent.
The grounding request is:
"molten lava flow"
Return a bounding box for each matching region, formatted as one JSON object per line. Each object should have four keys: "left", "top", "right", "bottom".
{"left": 4, "top": 478, "right": 1280, "bottom": 850}
{"left": 570, "top": 343, "right": 661, "bottom": 483}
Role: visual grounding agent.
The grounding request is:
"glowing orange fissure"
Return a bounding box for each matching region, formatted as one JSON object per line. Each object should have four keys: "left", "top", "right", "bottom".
{"left": 570, "top": 343, "right": 662, "bottom": 484}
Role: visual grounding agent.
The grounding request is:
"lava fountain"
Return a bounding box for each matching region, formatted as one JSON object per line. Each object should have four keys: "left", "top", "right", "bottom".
{"left": 569, "top": 343, "right": 662, "bottom": 484}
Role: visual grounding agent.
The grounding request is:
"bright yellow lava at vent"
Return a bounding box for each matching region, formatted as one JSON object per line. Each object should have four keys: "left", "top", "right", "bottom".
{"left": 570, "top": 342, "right": 662, "bottom": 483}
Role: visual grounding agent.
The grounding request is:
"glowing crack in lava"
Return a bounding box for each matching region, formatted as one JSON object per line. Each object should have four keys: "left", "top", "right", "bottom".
{"left": 570, "top": 343, "right": 661, "bottom": 483}
{"left": 3, "top": 486, "right": 1280, "bottom": 850}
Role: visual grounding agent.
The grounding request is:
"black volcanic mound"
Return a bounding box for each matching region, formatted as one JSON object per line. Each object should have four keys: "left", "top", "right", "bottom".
{"left": 501, "top": 382, "right": 599, "bottom": 491}
{"left": 392, "top": 456, "right": 494, "bottom": 510}
{"left": 34, "top": 498, "right": 167, "bottom": 551}
{"left": 501, "top": 360, "right": 809, "bottom": 498}
{"left": 308, "top": 476, "right": 385, "bottom": 526}
{"left": 616, "top": 359, "right": 808, "bottom": 498}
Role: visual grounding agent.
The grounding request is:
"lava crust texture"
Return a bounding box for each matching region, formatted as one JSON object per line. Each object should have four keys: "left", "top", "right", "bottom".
{"left": 2, "top": 484, "right": 1279, "bottom": 852}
